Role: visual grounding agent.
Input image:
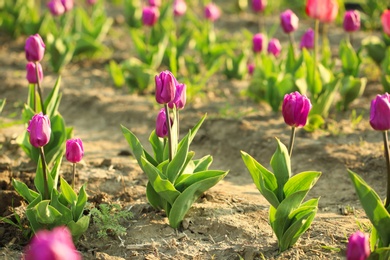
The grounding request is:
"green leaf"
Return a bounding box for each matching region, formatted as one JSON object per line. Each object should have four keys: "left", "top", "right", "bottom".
{"left": 60, "top": 177, "right": 77, "bottom": 205}
{"left": 50, "top": 189, "right": 73, "bottom": 225}
{"left": 339, "top": 39, "right": 359, "bottom": 77}
{"left": 12, "top": 179, "right": 39, "bottom": 204}
{"left": 146, "top": 181, "right": 165, "bottom": 210}
{"left": 108, "top": 60, "right": 125, "bottom": 87}
{"left": 339, "top": 76, "right": 367, "bottom": 111}
{"left": 179, "top": 114, "right": 207, "bottom": 147}
{"left": 67, "top": 215, "right": 90, "bottom": 241}
{"left": 193, "top": 155, "right": 213, "bottom": 173}
{"left": 35, "top": 200, "right": 62, "bottom": 224}
{"left": 283, "top": 171, "right": 321, "bottom": 198}
{"left": 175, "top": 170, "right": 227, "bottom": 193}
{"left": 270, "top": 138, "right": 291, "bottom": 201}
{"left": 34, "top": 155, "right": 54, "bottom": 197}
{"left": 44, "top": 76, "right": 61, "bottom": 118}
{"left": 166, "top": 133, "right": 190, "bottom": 183}
{"left": 149, "top": 130, "right": 165, "bottom": 164}
{"left": 74, "top": 184, "right": 88, "bottom": 221}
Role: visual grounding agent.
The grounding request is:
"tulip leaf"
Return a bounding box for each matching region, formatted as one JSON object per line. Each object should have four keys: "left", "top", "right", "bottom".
{"left": 50, "top": 189, "right": 73, "bottom": 225}
{"left": 74, "top": 184, "right": 88, "bottom": 221}
{"left": 179, "top": 114, "right": 207, "bottom": 147}
{"left": 270, "top": 139, "right": 291, "bottom": 201}
{"left": 339, "top": 39, "right": 359, "bottom": 77}
{"left": 67, "top": 215, "right": 90, "bottom": 241}
{"left": 167, "top": 133, "right": 190, "bottom": 183}
{"left": 146, "top": 181, "right": 165, "bottom": 210}
{"left": 149, "top": 130, "right": 165, "bottom": 164}
{"left": 34, "top": 155, "right": 54, "bottom": 197}
{"left": 193, "top": 155, "right": 213, "bottom": 173}
{"left": 44, "top": 76, "right": 62, "bottom": 118}
{"left": 12, "top": 179, "right": 39, "bottom": 204}
{"left": 175, "top": 170, "right": 228, "bottom": 193}
{"left": 60, "top": 177, "right": 77, "bottom": 206}
{"left": 35, "top": 200, "right": 62, "bottom": 225}
{"left": 283, "top": 171, "right": 321, "bottom": 198}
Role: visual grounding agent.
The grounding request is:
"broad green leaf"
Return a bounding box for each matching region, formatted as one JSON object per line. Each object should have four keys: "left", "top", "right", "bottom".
{"left": 348, "top": 170, "right": 390, "bottom": 246}
{"left": 146, "top": 181, "right": 165, "bottom": 210}
{"left": 166, "top": 133, "right": 190, "bottom": 183}
{"left": 339, "top": 76, "right": 367, "bottom": 111}
{"left": 108, "top": 60, "right": 125, "bottom": 87}
{"left": 175, "top": 170, "right": 227, "bottom": 193}
{"left": 339, "top": 39, "right": 359, "bottom": 76}
{"left": 74, "top": 184, "right": 88, "bottom": 221}
{"left": 12, "top": 179, "right": 39, "bottom": 204}
{"left": 67, "top": 215, "right": 90, "bottom": 241}
{"left": 35, "top": 200, "right": 62, "bottom": 224}
{"left": 34, "top": 155, "right": 54, "bottom": 198}
{"left": 193, "top": 155, "right": 213, "bottom": 173}
{"left": 283, "top": 171, "right": 321, "bottom": 198}
{"left": 44, "top": 76, "right": 61, "bottom": 118}
{"left": 50, "top": 189, "right": 73, "bottom": 225}
{"left": 149, "top": 130, "right": 164, "bottom": 163}
{"left": 60, "top": 177, "right": 77, "bottom": 205}
{"left": 179, "top": 114, "right": 207, "bottom": 148}
{"left": 270, "top": 139, "right": 291, "bottom": 201}
{"left": 49, "top": 154, "right": 63, "bottom": 190}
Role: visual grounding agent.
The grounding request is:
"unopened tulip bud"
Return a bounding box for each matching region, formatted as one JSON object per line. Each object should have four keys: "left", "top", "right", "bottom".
{"left": 299, "top": 28, "right": 314, "bottom": 50}
{"left": 174, "top": 0, "right": 187, "bottom": 17}
{"left": 251, "top": 0, "right": 266, "bottom": 12}
{"left": 148, "top": 0, "right": 161, "bottom": 7}
{"left": 156, "top": 108, "right": 171, "bottom": 138}
{"left": 306, "top": 0, "right": 338, "bottom": 23}
{"left": 247, "top": 63, "right": 255, "bottom": 75}
{"left": 280, "top": 9, "right": 299, "bottom": 34}
{"left": 346, "top": 231, "right": 370, "bottom": 260}
{"left": 86, "top": 0, "right": 97, "bottom": 5}
{"left": 61, "top": 0, "right": 74, "bottom": 12}
{"left": 282, "top": 91, "right": 312, "bottom": 128}
{"left": 168, "top": 83, "right": 186, "bottom": 109}
{"left": 47, "top": 0, "right": 66, "bottom": 16}
{"left": 26, "top": 62, "right": 44, "bottom": 84}
{"left": 66, "top": 138, "right": 84, "bottom": 163}
{"left": 27, "top": 113, "right": 51, "bottom": 148}
{"left": 25, "top": 34, "right": 45, "bottom": 62}
{"left": 267, "top": 38, "right": 282, "bottom": 57}
{"left": 204, "top": 3, "right": 221, "bottom": 22}
{"left": 381, "top": 10, "right": 390, "bottom": 36}
{"left": 252, "top": 33, "right": 264, "bottom": 53}
{"left": 370, "top": 93, "right": 390, "bottom": 131}
{"left": 142, "top": 6, "right": 160, "bottom": 26}
{"left": 155, "top": 71, "right": 177, "bottom": 104}
{"left": 343, "top": 10, "right": 360, "bottom": 32}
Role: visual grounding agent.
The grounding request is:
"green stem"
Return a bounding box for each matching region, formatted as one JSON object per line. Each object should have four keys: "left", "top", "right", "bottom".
{"left": 39, "top": 147, "right": 49, "bottom": 200}
{"left": 383, "top": 131, "right": 390, "bottom": 210}
{"left": 34, "top": 62, "right": 46, "bottom": 115}
{"left": 313, "top": 19, "right": 319, "bottom": 97}
{"left": 164, "top": 104, "right": 173, "bottom": 161}
{"left": 176, "top": 109, "right": 180, "bottom": 139}
{"left": 288, "top": 32, "right": 296, "bottom": 60}
{"left": 72, "top": 163, "right": 76, "bottom": 190}
{"left": 288, "top": 127, "right": 296, "bottom": 158}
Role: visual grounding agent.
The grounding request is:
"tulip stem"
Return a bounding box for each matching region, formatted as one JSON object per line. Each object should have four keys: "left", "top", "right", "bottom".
{"left": 288, "top": 33, "right": 296, "bottom": 60}
{"left": 34, "top": 62, "right": 46, "bottom": 115}
{"left": 39, "top": 147, "right": 49, "bottom": 200}
{"left": 288, "top": 127, "right": 296, "bottom": 158}
{"left": 313, "top": 19, "right": 319, "bottom": 97}
{"left": 383, "top": 131, "right": 390, "bottom": 210}
{"left": 72, "top": 163, "right": 76, "bottom": 190}
{"left": 164, "top": 104, "right": 173, "bottom": 161}
{"left": 176, "top": 109, "right": 180, "bottom": 139}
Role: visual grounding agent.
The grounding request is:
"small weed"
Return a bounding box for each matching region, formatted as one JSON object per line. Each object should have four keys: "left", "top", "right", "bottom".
{"left": 350, "top": 109, "right": 364, "bottom": 129}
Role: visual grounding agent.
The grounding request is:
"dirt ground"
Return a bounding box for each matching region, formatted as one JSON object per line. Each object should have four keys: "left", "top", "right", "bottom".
{"left": 0, "top": 2, "right": 387, "bottom": 260}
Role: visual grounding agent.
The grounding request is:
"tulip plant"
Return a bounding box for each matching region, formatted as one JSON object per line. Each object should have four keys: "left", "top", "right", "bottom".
{"left": 346, "top": 231, "right": 370, "bottom": 260}
{"left": 121, "top": 70, "right": 228, "bottom": 228}
{"left": 241, "top": 92, "right": 321, "bottom": 252}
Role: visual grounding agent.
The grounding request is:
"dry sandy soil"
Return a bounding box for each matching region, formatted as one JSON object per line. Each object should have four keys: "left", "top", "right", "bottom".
{"left": 0, "top": 2, "right": 387, "bottom": 260}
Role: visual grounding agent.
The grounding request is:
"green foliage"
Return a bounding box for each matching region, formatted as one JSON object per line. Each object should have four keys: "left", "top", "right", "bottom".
{"left": 241, "top": 139, "right": 321, "bottom": 252}
{"left": 382, "top": 48, "right": 390, "bottom": 93}
{"left": 0, "top": 98, "right": 5, "bottom": 114}
{"left": 90, "top": 204, "right": 133, "bottom": 238}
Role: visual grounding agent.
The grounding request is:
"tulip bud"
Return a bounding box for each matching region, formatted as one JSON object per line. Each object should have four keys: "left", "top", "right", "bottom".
{"left": 66, "top": 138, "right": 84, "bottom": 163}
{"left": 370, "top": 93, "right": 390, "bottom": 131}
{"left": 26, "top": 62, "right": 44, "bottom": 84}
{"left": 148, "top": 0, "right": 161, "bottom": 7}
{"left": 86, "top": 0, "right": 97, "bottom": 5}
{"left": 267, "top": 38, "right": 282, "bottom": 57}
{"left": 168, "top": 83, "right": 186, "bottom": 109}
{"left": 346, "top": 231, "right": 370, "bottom": 260}
{"left": 251, "top": 0, "right": 266, "bottom": 13}
{"left": 305, "top": 0, "right": 339, "bottom": 23}
{"left": 25, "top": 34, "right": 46, "bottom": 62}
{"left": 343, "top": 10, "right": 360, "bottom": 32}
{"left": 61, "top": 0, "right": 74, "bottom": 12}
{"left": 204, "top": 3, "right": 221, "bottom": 22}
{"left": 156, "top": 108, "right": 171, "bottom": 138}
{"left": 252, "top": 33, "right": 265, "bottom": 53}
{"left": 47, "top": 0, "right": 66, "bottom": 16}
{"left": 24, "top": 226, "right": 81, "bottom": 260}
{"left": 381, "top": 10, "right": 390, "bottom": 36}
{"left": 247, "top": 63, "right": 255, "bottom": 76}
{"left": 155, "top": 70, "right": 177, "bottom": 104}
{"left": 174, "top": 0, "right": 187, "bottom": 17}
{"left": 299, "top": 28, "right": 314, "bottom": 50}
{"left": 142, "top": 6, "right": 160, "bottom": 27}
{"left": 282, "top": 91, "right": 312, "bottom": 128}
{"left": 27, "top": 113, "right": 51, "bottom": 148}
{"left": 280, "top": 9, "right": 299, "bottom": 34}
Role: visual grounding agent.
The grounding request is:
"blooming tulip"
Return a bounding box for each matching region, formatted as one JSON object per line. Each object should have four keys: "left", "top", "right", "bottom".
{"left": 247, "top": 63, "right": 255, "bottom": 75}
{"left": 47, "top": 0, "right": 66, "bottom": 16}
{"left": 370, "top": 93, "right": 390, "bottom": 131}
{"left": 61, "top": 0, "right": 74, "bottom": 12}
{"left": 252, "top": 33, "right": 264, "bottom": 53}
{"left": 156, "top": 108, "right": 170, "bottom": 138}
{"left": 24, "top": 226, "right": 81, "bottom": 260}
{"left": 26, "top": 62, "right": 44, "bottom": 84}
{"left": 382, "top": 10, "right": 390, "bottom": 36}
{"left": 346, "top": 231, "right": 370, "bottom": 260}
{"left": 155, "top": 71, "right": 177, "bottom": 104}
{"left": 148, "top": 0, "right": 161, "bottom": 7}
{"left": 267, "top": 38, "right": 282, "bottom": 57}
{"left": 343, "top": 10, "right": 360, "bottom": 32}
{"left": 168, "top": 83, "right": 186, "bottom": 109}
{"left": 27, "top": 113, "right": 51, "bottom": 148}
{"left": 251, "top": 0, "right": 266, "bottom": 12}
{"left": 299, "top": 28, "right": 314, "bottom": 50}
{"left": 25, "top": 34, "right": 45, "bottom": 62}
{"left": 142, "top": 6, "right": 160, "bottom": 27}
{"left": 66, "top": 138, "right": 84, "bottom": 163}
{"left": 174, "top": 0, "right": 187, "bottom": 17}
{"left": 305, "top": 0, "right": 339, "bottom": 23}
{"left": 282, "top": 92, "right": 312, "bottom": 128}
{"left": 204, "top": 3, "right": 221, "bottom": 22}
{"left": 280, "top": 9, "right": 299, "bottom": 34}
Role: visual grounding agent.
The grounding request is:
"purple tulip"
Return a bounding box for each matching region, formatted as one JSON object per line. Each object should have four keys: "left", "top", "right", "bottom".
{"left": 346, "top": 231, "right": 370, "bottom": 260}
{"left": 174, "top": 0, "right": 187, "bottom": 17}
{"left": 156, "top": 108, "right": 171, "bottom": 138}
{"left": 299, "top": 28, "right": 314, "bottom": 50}
{"left": 66, "top": 138, "right": 84, "bottom": 163}
{"left": 24, "top": 226, "right": 81, "bottom": 260}
{"left": 168, "top": 83, "right": 186, "bottom": 109}
{"left": 27, "top": 113, "right": 51, "bottom": 148}
{"left": 252, "top": 33, "right": 264, "bottom": 53}
{"left": 142, "top": 6, "right": 160, "bottom": 27}
{"left": 61, "top": 0, "right": 74, "bottom": 12}
{"left": 247, "top": 63, "right": 255, "bottom": 75}
{"left": 204, "top": 3, "right": 221, "bottom": 22}
{"left": 47, "top": 0, "right": 66, "bottom": 16}
{"left": 25, "top": 34, "right": 46, "bottom": 62}
{"left": 26, "top": 62, "right": 44, "bottom": 84}
{"left": 155, "top": 71, "right": 177, "bottom": 104}
{"left": 343, "top": 10, "right": 361, "bottom": 32}
{"left": 280, "top": 9, "right": 299, "bottom": 34}
{"left": 148, "top": 0, "right": 161, "bottom": 7}
{"left": 282, "top": 91, "right": 312, "bottom": 128}
{"left": 252, "top": 0, "right": 266, "bottom": 12}
{"left": 86, "top": 0, "right": 97, "bottom": 5}
{"left": 267, "top": 38, "right": 282, "bottom": 57}
{"left": 370, "top": 93, "right": 390, "bottom": 131}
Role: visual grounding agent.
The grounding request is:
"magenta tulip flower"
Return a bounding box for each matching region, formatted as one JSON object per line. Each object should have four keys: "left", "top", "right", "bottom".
{"left": 370, "top": 93, "right": 390, "bottom": 131}
{"left": 155, "top": 71, "right": 177, "bottom": 104}
{"left": 148, "top": 0, "right": 161, "bottom": 7}
{"left": 174, "top": 0, "right": 187, "bottom": 17}
{"left": 156, "top": 108, "right": 170, "bottom": 138}
{"left": 27, "top": 113, "right": 51, "bottom": 148}
{"left": 26, "top": 62, "right": 44, "bottom": 84}
{"left": 280, "top": 9, "right": 299, "bottom": 34}
{"left": 204, "top": 3, "right": 221, "bottom": 22}
{"left": 346, "top": 231, "right": 370, "bottom": 260}
{"left": 47, "top": 0, "right": 66, "bottom": 16}
{"left": 382, "top": 10, "right": 390, "bottom": 36}
{"left": 61, "top": 0, "right": 74, "bottom": 12}
{"left": 343, "top": 10, "right": 360, "bottom": 32}
{"left": 142, "top": 6, "right": 160, "bottom": 26}
{"left": 247, "top": 63, "right": 255, "bottom": 76}
{"left": 24, "top": 226, "right": 81, "bottom": 260}
{"left": 86, "top": 0, "right": 97, "bottom": 5}
{"left": 252, "top": 33, "right": 264, "bottom": 53}
{"left": 282, "top": 92, "right": 312, "bottom": 128}
{"left": 299, "top": 28, "right": 314, "bottom": 50}
{"left": 251, "top": 0, "right": 266, "bottom": 12}
{"left": 25, "top": 34, "right": 45, "bottom": 62}
{"left": 267, "top": 38, "right": 282, "bottom": 57}
{"left": 306, "top": 0, "right": 338, "bottom": 23}
{"left": 66, "top": 138, "right": 84, "bottom": 163}
{"left": 168, "top": 83, "right": 186, "bottom": 109}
